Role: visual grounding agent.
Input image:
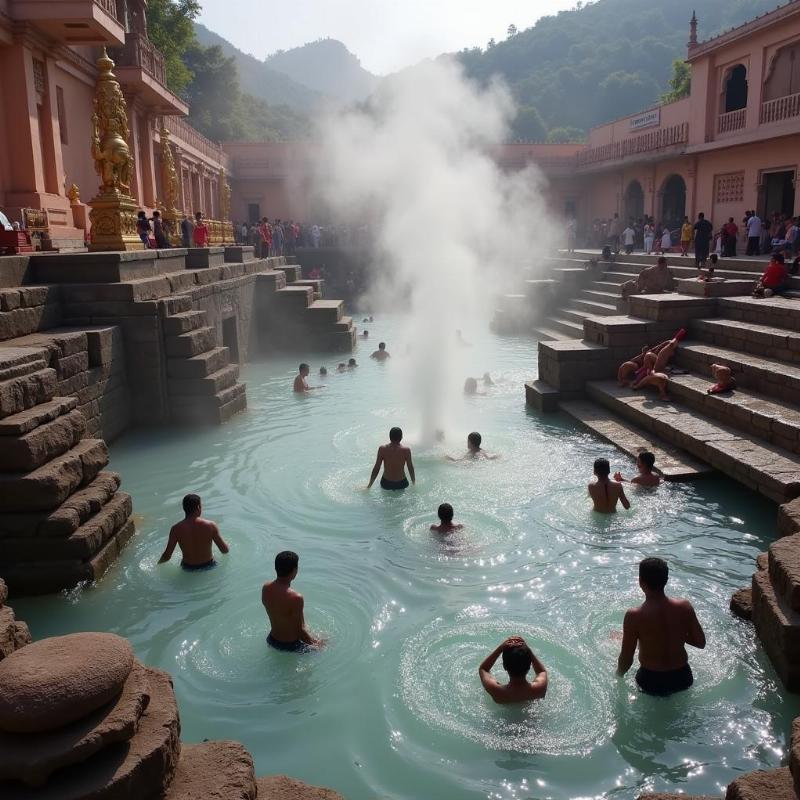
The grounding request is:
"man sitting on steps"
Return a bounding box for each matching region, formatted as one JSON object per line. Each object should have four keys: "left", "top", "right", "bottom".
{"left": 621, "top": 256, "right": 675, "bottom": 301}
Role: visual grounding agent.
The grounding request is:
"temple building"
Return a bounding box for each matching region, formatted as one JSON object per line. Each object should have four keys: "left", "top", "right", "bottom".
{"left": 0, "top": 0, "right": 230, "bottom": 251}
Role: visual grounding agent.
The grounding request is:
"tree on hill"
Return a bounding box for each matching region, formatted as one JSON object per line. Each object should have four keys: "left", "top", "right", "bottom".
{"left": 661, "top": 59, "right": 691, "bottom": 103}
{"left": 144, "top": 0, "right": 200, "bottom": 93}
{"left": 546, "top": 126, "right": 586, "bottom": 143}
{"left": 511, "top": 106, "right": 547, "bottom": 141}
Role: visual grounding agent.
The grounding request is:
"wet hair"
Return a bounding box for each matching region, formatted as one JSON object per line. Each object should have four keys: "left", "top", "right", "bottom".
{"left": 275, "top": 550, "right": 299, "bottom": 577}
{"left": 639, "top": 557, "right": 669, "bottom": 591}
{"left": 464, "top": 377, "right": 478, "bottom": 394}
{"left": 299, "top": 363, "right": 309, "bottom": 372}
{"left": 502, "top": 642, "right": 533, "bottom": 677}
{"left": 594, "top": 458, "right": 610, "bottom": 478}
{"left": 638, "top": 451, "right": 655, "bottom": 472}
{"left": 182, "top": 493, "right": 201, "bottom": 516}
{"left": 468, "top": 432, "right": 482, "bottom": 449}
{"left": 362, "top": 330, "right": 369, "bottom": 337}
{"left": 378, "top": 342, "right": 386, "bottom": 350}
{"left": 319, "top": 367, "right": 327, "bottom": 375}
{"left": 437, "top": 503, "right": 454, "bottom": 523}
{"left": 348, "top": 358, "right": 357, "bottom": 366}
{"left": 389, "top": 426, "right": 403, "bottom": 442}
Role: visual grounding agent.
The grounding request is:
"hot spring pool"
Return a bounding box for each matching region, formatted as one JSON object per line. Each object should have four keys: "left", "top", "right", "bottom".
{"left": 12, "top": 318, "right": 800, "bottom": 799}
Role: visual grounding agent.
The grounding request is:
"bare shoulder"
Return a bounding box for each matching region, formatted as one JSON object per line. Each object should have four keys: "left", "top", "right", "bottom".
{"left": 198, "top": 517, "right": 218, "bottom": 532}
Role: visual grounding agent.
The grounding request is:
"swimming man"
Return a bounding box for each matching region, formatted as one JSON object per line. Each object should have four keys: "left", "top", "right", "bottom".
{"left": 293, "top": 363, "right": 322, "bottom": 393}
{"left": 158, "top": 494, "right": 229, "bottom": 570}
{"left": 447, "top": 432, "right": 497, "bottom": 461}
{"left": 614, "top": 451, "right": 660, "bottom": 488}
{"left": 589, "top": 458, "right": 630, "bottom": 513}
{"left": 617, "top": 557, "right": 706, "bottom": 696}
{"left": 367, "top": 426, "right": 415, "bottom": 490}
{"left": 262, "top": 550, "right": 324, "bottom": 652}
{"left": 478, "top": 636, "right": 549, "bottom": 704}
{"left": 430, "top": 503, "right": 463, "bottom": 533}
{"left": 371, "top": 342, "right": 390, "bottom": 361}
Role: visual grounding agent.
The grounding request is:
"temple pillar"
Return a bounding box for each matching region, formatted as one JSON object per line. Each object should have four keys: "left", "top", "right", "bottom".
{"left": 138, "top": 113, "right": 157, "bottom": 208}
{"left": 38, "top": 57, "right": 62, "bottom": 196}
{"left": 745, "top": 44, "right": 766, "bottom": 131}
{"left": 125, "top": 96, "right": 143, "bottom": 204}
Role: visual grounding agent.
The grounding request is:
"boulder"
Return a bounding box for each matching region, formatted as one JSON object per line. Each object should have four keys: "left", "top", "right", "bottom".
{"left": 166, "top": 741, "right": 256, "bottom": 799}
{"left": 778, "top": 498, "right": 800, "bottom": 538}
{"left": 256, "top": 775, "right": 345, "bottom": 800}
{"left": 0, "top": 632, "right": 133, "bottom": 733}
{"left": 0, "top": 606, "right": 31, "bottom": 660}
{"left": 0, "top": 660, "right": 151, "bottom": 786}
{"left": 769, "top": 535, "right": 800, "bottom": 612}
{"left": 725, "top": 767, "right": 796, "bottom": 800}
{"left": 638, "top": 795, "right": 717, "bottom": 800}
{"left": 0, "top": 577, "right": 6, "bottom": 605}
{"left": 1, "top": 667, "right": 180, "bottom": 800}
{"left": 791, "top": 717, "right": 800, "bottom": 799}
{"left": 730, "top": 588, "right": 753, "bottom": 621}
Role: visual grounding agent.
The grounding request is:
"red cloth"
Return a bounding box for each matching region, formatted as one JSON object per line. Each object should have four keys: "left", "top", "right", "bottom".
{"left": 762, "top": 260, "right": 788, "bottom": 289}
{"left": 723, "top": 222, "right": 738, "bottom": 237}
{"left": 193, "top": 223, "right": 209, "bottom": 247}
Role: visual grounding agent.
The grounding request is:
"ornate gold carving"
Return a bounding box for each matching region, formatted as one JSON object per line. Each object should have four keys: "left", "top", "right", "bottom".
{"left": 22, "top": 208, "right": 49, "bottom": 232}
{"left": 67, "top": 184, "right": 81, "bottom": 205}
{"left": 218, "top": 167, "right": 232, "bottom": 222}
{"left": 159, "top": 123, "right": 180, "bottom": 216}
{"left": 87, "top": 49, "right": 143, "bottom": 251}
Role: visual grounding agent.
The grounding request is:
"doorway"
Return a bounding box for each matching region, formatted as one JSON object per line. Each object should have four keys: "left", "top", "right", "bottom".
{"left": 760, "top": 170, "right": 796, "bottom": 219}
{"left": 624, "top": 181, "right": 644, "bottom": 222}
{"left": 222, "top": 316, "right": 240, "bottom": 363}
{"left": 247, "top": 203, "right": 261, "bottom": 225}
{"left": 660, "top": 174, "right": 687, "bottom": 232}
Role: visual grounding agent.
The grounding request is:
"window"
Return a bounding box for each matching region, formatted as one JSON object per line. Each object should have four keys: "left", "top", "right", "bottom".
{"left": 724, "top": 64, "right": 748, "bottom": 113}
{"left": 764, "top": 43, "right": 800, "bottom": 100}
{"left": 56, "top": 87, "right": 68, "bottom": 145}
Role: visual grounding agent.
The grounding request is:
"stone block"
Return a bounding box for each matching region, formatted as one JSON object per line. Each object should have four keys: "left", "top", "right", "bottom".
{"left": 165, "top": 270, "right": 197, "bottom": 293}
{"left": 791, "top": 717, "right": 800, "bottom": 799}
{"left": 165, "top": 741, "right": 256, "bottom": 800}
{"left": 17, "top": 286, "right": 55, "bottom": 308}
{"left": 186, "top": 247, "right": 225, "bottom": 268}
{"left": 0, "top": 347, "right": 48, "bottom": 382}
{"left": 165, "top": 326, "right": 217, "bottom": 358}
{"left": 224, "top": 246, "right": 255, "bottom": 263}
{"left": 166, "top": 346, "right": 229, "bottom": 378}
{"left": 0, "top": 290, "right": 20, "bottom": 311}
{"left": 192, "top": 266, "right": 224, "bottom": 285}
{"left": 57, "top": 370, "right": 89, "bottom": 396}
{"left": 158, "top": 294, "right": 192, "bottom": 317}
{"left": 0, "top": 306, "right": 60, "bottom": 341}
{"left": 638, "top": 795, "right": 717, "bottom": 800}
{"left": 0, "top": 368, "right": 57, "bottom": 418}
{"left": 0, "top": 439, "right": 108, "bottom": 513}
{"left": 725, "top": 767, "right": 795, "bottom": 800}
{"left": 730, "top": 587, "right": 753, "bottom": 620}
{"left": 0, "top": 396, "right": 78, "bottom": 437}
{"left": 255, "top": 775, "right": 344, "bottom": 800}
{"left": 0, "top": 409, "right": 86, "bottom": 473}
{"left": 525, "top": 380, "right": 560, "bottom": 412}
{"left": 769, "top": 535, "right": 800, "bottom": 612}
{"left": 779, "top": 499, "right": 800, "bottom": 537}
{"left": 31, "top": 251, "right": 162, "bottom": 283}
{"left": 55, "top": 351, "right": 89, "bottom": 380}
{"left": 168, "top": 364, "right": 239, "bottom": 396}
{"left": 87, "top": 517, "right": 136, "bottom": 581}
{"left": 0, "top": 608, "right": 31, "bottom": 662}
{"left": 162, "top": 310, "right": 206, "bottom": 337}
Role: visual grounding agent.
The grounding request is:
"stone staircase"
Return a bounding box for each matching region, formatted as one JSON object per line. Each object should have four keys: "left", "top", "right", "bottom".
{"left": 161, "top": 296, "right": 245, "bottom": 425}
{"left": 0, "top": 347, "right": 134, "bottom": 595}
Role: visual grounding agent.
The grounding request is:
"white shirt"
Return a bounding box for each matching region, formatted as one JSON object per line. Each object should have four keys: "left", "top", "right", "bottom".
{"left": 747, "top": 215, "right": 762, "bottom": 237}
{"left": 622, "top": 227, "right": 635, "bottom": 245}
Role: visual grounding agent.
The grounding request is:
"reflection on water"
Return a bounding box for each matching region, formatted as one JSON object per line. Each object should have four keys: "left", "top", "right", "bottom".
{"left": 12, "top": 318, "right": 800, "bottom": 800}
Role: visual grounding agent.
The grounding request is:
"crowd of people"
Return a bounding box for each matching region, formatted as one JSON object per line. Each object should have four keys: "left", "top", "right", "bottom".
{"left": 157, "top": 326, "right": 708, "bottom": 705}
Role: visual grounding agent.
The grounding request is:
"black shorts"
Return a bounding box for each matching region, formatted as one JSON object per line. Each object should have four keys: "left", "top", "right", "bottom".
{"left": 180, "top": 559, "right": 217, "bottom": 571}
{"left": 267, "top": 633, "right": 309, "bottom": 653}
{"left": 380, "top": 476, "right": 409, "bottom": 490}
{"left": 635, "top": 663, "right": 693, "bottom": 696}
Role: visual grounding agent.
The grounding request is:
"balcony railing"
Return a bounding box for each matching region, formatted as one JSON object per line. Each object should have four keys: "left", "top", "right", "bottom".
{"left": 112, "top": 32, "right": 166, "bottom": 86}
{"left": 717, "top": 108, "right": 746, "bottom": 134}
{"left": 761, "top": 92, "right": 800, "bottom": 125}
{"left": 576, "top": 122, "right": 689, "bottom": 167}
{"left": 96, "top": 0, "right": 119, "bottom": 19}
{"left": 168, "top": 117, "right": 231, "bottom": 171}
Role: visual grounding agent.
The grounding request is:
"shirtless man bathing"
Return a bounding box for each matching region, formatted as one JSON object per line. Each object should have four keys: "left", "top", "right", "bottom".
{"left": 367, "top": 426, "right": 415, "bottom": 490}
{"left": 293, "top": 363, "right": 324, "bottom": 393}
{"left": 262, "top": 550, "right": 324, "bottom": 652}
{"left": 478, "top": 636, "right": 548, "bottom": 704}
{"left": 589, "top": 458, "right": 630, "bottom": 513}
{"left": 158, "top": 493, "right": 229, "bottom": 570}
{"left": 617, "top": 557, "right": 706, "bottom": 696}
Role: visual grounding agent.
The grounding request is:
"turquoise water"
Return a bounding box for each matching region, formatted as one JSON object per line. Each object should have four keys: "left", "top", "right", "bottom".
{"left": 13, "top": 318, "right": 800, "bottom": 800}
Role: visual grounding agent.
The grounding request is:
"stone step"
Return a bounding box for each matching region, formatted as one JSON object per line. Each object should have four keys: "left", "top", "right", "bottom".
{"left": 585, "top": 380, "right": 800, "bottom": 503}
{"left": 591, "top": 280, "right": 626, "bottom": 293}
{"left": 0, "top": 666, "right": 179, "bottom": 799}
{"left": 276, "top": 286, "right": 313, "bottom": 307}
{"left": 560, "top": 399, "right": 711, "bottom": 480}
{"left": 0, "top": 347, "right": 50, "bottom": 383}
{"left": 0, "top": 492, "right": 131, "bottom": 562}
{"left": 792, "top": 718, "right": 800, "bottom": 798}
{"left": 725, "top": 766, "right": 796, "bottom": 800}
{"left": 0, "top": 409, "right": 86, "bottom": 473}
{"left": 307, "top": 299, "right": 344, "bottom": 323}
{"left": 0, "top": 368, "right": 57, "bottom": 419}
{"left": 168, "top": 364, "right": 240, "bottom": 397}
{"left": 668, "top": 373, "right": 800, "bottom": 454}
{"left": 161, "top": 310, "right": 207, "bottom": 337}
{"left": 600, "top": 263, "right": 763, "bottom": 282}
{"left": 769, "top": 535, "right": 800, "bottom": 615}
{"left": 166, "top": 346, "right": 230, "bottom": 379}
{"left": 0, "top": 396, "right": 78, "bottom": 436}
{"left": 256, "top": 775, "right": 345, "bottom": 800}
{"left": 532, "top": 326, "right": 567, "bottom": 342}
{"left": 676, "top": 341, "right": 800, "bottom": 405}
{"left": 557, "top": 307, "right": 592, "bottom": 325}
{"left": 580, "top": 288, "right": 621, "bottom": 303}
{"left": 164, "top": 741, "right": 256, "bottom": 800}
{"left": 0, "top": 438, "right": 108, "bottom": 513}
{"left": 170, "top": 383, "right": 247, "bottom": 425}
{"left": 164, "top": 326, "right": 217, "bottom": 359}
{"left": 566, "top": 298, "right": 618, "bottom": 316}
{"left": 691, "top": 318, "right": 800, "bottom": 362}
{"left": 335, "top": 316, "right": 353, "bottom": 332}
{"left": 158, "top": 294, "right": 193, "bottom": 317}
{"left": 719, "top": 296, "right": 800, "bottom": 332}
{"left": 544, "top": 317, "right": 584, "bottom": 338}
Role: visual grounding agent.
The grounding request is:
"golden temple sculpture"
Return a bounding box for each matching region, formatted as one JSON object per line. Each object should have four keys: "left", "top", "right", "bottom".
{"left": 67, "top": 184, "right": 81, "bottom": 205}
{"left": 87, "top": 49, "right": 142, "bottom": 252}
{"left": 159, "top": 122, "right": 182, "bottom": 244}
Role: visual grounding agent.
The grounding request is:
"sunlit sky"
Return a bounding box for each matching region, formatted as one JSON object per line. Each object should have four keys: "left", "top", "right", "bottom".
{"left": 198, "top": 0, "right": 578, "bottom": 75}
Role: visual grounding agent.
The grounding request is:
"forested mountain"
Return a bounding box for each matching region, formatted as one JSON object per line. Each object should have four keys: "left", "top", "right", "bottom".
{"left": 456, "top": 0, "right": 780, "bottom": 141}
{"left": 194, "top": 23, "right": 323, "bottom": 112}
{"left": 266, "top": 39, "right": 378, "bottom": 103}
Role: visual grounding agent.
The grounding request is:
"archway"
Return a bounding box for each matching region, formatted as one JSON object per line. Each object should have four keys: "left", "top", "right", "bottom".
{"left": 624, "top": 180, "right": 644, "bottom": 223}
{"left": 724, "top": 64, "right": 748, "bottom": 112}
{"left": 660, "top": 174, "right": 686, "bottom": 233}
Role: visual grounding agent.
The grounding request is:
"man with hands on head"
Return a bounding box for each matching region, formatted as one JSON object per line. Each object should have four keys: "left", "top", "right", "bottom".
{"left": 478, "top": 636, "right": 548, "bottom": 704}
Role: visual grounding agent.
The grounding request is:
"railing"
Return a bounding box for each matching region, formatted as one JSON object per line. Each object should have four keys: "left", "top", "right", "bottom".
{"left": 95, "top": 0, "right": 119, "bottom": 20}
{"left": 168, "top": 117, "right": 231, "bottom": 170}
{"left": 761, "top": 92, "right": 800, "bottom": 125}
{"left": 112, "top": 32, "right": 167, "bottom": 86}
{"left": 576, "top": 122, "right": 689, "bottom": 166}
{"left": 717, "top": 108, "right": 746, "bottom": 134}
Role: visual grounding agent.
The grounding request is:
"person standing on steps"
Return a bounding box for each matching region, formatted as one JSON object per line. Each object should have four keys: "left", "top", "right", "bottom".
{"left": 680, "top": 216, "right": 693, "bottom": 256}
{"left": 746, "top": 211, "right": 762, "bottom": 256}
{"left": 617, "top": 557, "right": 706, "bottom": 696}
{"left": 693, "top": 213, "right": 714, "bottom": 267}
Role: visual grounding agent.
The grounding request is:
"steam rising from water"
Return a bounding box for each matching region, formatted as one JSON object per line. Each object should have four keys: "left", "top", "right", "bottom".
{"left": 317, "top": 59, "right": 556, "bottom": 439}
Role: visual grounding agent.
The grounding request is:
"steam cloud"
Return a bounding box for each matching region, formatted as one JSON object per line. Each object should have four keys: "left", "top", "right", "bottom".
{"left": 315, "top": 58, "right": 557, "bottom": 440}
